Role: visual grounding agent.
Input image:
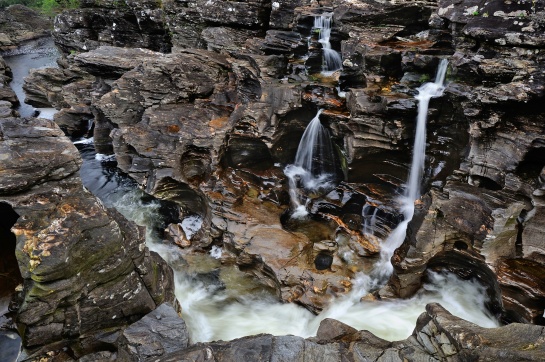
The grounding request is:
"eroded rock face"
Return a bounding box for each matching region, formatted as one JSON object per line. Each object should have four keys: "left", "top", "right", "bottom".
{"left": 0, "top": 117, "right": 175, "bottom": 357}
{"left": 95, "top": 49, "right": 235, "bottom": 187}
{"left": 53, "top": 0, "right": 171, "bottom": 54}
{"left": 162, "top": 0, "right": 272, "bottom": 50}
{"left": 0, "top": 5, "right": 51, "bottom": 51}
{"left": 383, "top": 0, "right": 545, "bottom": 325}
{"left": 16, "top": 0, "right": 545, "bottom": 356}
{"left": 0, "top": 55, "right": 18, "bottom": 116}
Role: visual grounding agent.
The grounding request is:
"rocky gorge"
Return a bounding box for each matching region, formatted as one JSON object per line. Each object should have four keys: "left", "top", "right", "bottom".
{"left": 1, "top": 0, "right": 545, "bottom": 360}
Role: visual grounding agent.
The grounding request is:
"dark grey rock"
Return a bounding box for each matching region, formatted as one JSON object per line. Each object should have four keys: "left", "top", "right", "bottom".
{"left": 118, "top": 303, "right": 189, "bottom": 361}
{"left": 0, "top": 5, "right": 51, "bottom": 51}
{"left": 53, "top": 0, "right": 171, "bottom": 55}
{"left": 0, "top": 117, "right": 176, "bottom": 358}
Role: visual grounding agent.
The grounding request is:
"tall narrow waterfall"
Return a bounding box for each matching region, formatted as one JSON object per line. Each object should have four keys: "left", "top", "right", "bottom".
{"left": 376, "top": 58, "right": 449, "bottom": 277}
{"left": 314, "top": 14, "right": 342, "bottom": 72}
{"left": 285, "top": 109, "right": 337, "bottom": 217}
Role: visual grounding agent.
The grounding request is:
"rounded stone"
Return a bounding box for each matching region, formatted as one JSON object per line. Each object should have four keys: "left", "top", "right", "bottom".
{"left": 314, "top": 252, "right": 333, "bottom": 270}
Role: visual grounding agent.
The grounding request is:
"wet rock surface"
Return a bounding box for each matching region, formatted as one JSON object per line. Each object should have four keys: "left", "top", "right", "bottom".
{"left": 118, "top": 303, "right": 190, "bottom": 361}
{"left": 3, "top": 0, "right": 545, "bottom": 360}
{"left": 0, "top": 117, "right": 176, "bottom": 358}
{"left": 160, "top": 303, "right": 545, "bottom": 361}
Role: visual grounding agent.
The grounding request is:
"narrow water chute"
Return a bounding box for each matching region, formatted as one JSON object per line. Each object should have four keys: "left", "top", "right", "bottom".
{"left": 284, "top": 109, "right": 338, "bottom": 217}
{"left": 314, "top": 13, "right": 342, "bottom": 72}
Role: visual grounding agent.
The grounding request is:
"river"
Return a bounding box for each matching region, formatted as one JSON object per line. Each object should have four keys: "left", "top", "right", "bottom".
{"left": 2, "top": 37, "right": 499, "bottom": 358}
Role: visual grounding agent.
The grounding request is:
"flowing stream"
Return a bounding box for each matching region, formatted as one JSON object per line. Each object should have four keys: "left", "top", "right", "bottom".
{"left": 3, "top": 37, "right": 59, "bottom": 119}
{"left": 6, "top": 41, "right": 498, "bottom": 348}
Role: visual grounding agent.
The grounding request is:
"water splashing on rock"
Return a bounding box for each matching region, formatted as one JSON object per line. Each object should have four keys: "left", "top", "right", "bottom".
{"left": 376, "top": 58, "right": 449, "bottom": 276}
{"left": 284, "top": 109, "right": 337, "bottom": 217}
{"left": 78, "top": 58, "right": 496, "bottom": 344}
{"left": 314, "top": 14, "right": 342, "bottom": 72}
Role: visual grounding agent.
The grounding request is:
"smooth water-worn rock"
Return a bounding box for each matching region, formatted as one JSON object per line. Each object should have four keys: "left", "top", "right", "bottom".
{"left": 12, "top": 0, "right": 545, "bottom": 359}
{"left": 117, "top": 303, "right": 190, "bottom": 361}
{"left": 96, "top": 49, "right": 234, "bottom": 186}
{"left": 0, "top": 117, "right": 176, "bottom": 358}
{"left": 0, "top": 55, "right": 18, "bottom": 116}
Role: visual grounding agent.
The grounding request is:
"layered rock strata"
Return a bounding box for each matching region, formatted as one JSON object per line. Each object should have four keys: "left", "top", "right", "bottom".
{"left": 0, "top": 117, "right": 176, "bottom": 358}
{"left": 0, "top": 5, "right": 51, "bottom": 51}
{"left": 7, "top": 0, "right": 545, "bottom": 359}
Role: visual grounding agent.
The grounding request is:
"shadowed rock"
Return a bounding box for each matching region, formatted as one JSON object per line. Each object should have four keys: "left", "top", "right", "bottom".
{"left": 0, "top": 117, "right": 176, "bottom": 358}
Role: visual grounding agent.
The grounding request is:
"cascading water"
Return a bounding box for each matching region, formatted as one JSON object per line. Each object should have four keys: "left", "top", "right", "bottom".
{"left": 374, "top": 58, "right": 450, "bottom": 279}
{"left": 314, "top": 13, "right": 342, "bottom": 72}
{"left": 284, "top": 109, "right": 337, "bottom": 217}
{"left": 74, "top": 58, "right": 496, "bottom": 344}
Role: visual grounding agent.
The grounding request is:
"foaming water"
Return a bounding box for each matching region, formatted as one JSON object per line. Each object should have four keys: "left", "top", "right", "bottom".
{"left": 108, "top": 180, "right": 499, "bottom": 344}
{"left": 284, "top": 109, "right": 336, "bottom": 217}
{"left": 107, "top": 187, "right": 501, "bottom": 343}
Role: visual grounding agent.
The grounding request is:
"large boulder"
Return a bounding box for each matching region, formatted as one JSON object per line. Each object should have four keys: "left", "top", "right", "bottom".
{"left": 0, "top": 117, "right": 176, "bottom": 358}
{"left": 117, "top": 303, "right": 190, "bottom": 361}
{"left": 95, "top": 49, "right": 235, "bottom": 188}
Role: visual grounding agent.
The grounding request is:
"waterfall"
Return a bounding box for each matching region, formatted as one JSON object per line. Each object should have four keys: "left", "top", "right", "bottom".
{"left": 314, "top": 14, "right": 342, "bottom": 72}
{"left": 284, "top": 109, "right": 337, "bottom": 218}
{"left": 375, "top": 58, "right": 449, "bottom": 278}
{"left": 363, "top": 206, "right": 379, "bottom": 236}
{"left": 73, "top": 57, "right": 495, "bottom": 343}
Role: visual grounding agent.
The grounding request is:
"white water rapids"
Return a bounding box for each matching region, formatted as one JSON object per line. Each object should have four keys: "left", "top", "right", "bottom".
{"left": 108, "top": 59, "right": 498, "bottom": 344}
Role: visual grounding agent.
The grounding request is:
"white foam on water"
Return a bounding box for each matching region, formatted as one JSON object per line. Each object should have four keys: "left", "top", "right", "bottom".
{"left": 182, "top": 215, "right": 203, "bottom": 240}
{"left": 95, "top": 153, "right": 116, "bottom": 162}
{"left": 73, "top": 137, "right": 94, "bottom": 145}
{"left": 210, "top": 246, "right": 223, "bottom": 259}
{"left": 314, "top": 14, "right": 342, "bottom": 72}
